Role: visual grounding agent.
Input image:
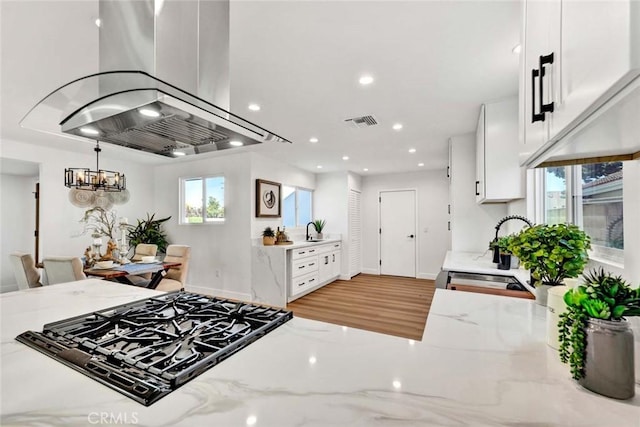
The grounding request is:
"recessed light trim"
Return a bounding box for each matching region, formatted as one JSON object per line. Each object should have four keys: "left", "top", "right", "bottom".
{"left": 359, "top": 74, "right": 374, "bottom": 85}
{"left": 363, "top": 168, "right": 369, "bottom": 172}
{"left": 309, "top": 137, "right": 319, "bottom": 143}
{"left": 80, "top": 127, "right": 99, "bottom": 135}
{"left": 408, "top": 148, "right": 416, "bottom": 153}
{"left": 418, "top": 162, "right": 424, "bottom": 167}
{"left": 316, "top": 165, "right": 323, "bottom": 169}
{"left": 139, "top": 108, "right": 160, "bottom": 118}
{"left": 229, "top": 140, "right": 243, "bottom": 147}
{"left": 392, "top": 123, "right": 403, "bottom": 130}
{"left": 248, "top": 103, "right": 261, "bottom": 111}
{"left": 342, "top": 156, "right": 349, "bottom": 160}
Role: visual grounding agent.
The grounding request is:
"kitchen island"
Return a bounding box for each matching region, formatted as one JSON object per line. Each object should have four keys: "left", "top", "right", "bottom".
{"left": 2, "top": 280, "right": 638, "bottom": 426}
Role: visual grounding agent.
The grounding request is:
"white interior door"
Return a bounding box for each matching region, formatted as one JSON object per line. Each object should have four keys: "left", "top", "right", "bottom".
{"left": 380, "top": 190, "right": 416, "bottom": 277}
{"left": 348, "top": 189, "right": 361, "bottom": 277}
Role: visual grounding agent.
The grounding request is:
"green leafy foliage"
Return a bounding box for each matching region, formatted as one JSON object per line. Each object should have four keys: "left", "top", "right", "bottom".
{"left": 491, "top": 234, "right": 516, "bottom": 254}
{"left": 508, "top": 223, "right": 591, "bottom": 286}
{"left": 127, "top": 213, "right": 171, "bottom": 253}
{"left": 262, "top": 226, "right": 276, "bottom": 238}
{"left": 558, "top": 268, "right": 640, "bottom": 380}
{"left": 312, "top": 219, "right": 326, "bottom": 233}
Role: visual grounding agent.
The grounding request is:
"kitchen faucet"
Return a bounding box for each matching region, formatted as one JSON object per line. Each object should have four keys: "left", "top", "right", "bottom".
{"left": 306, "top": 221, "right": 315, "bottom": 241}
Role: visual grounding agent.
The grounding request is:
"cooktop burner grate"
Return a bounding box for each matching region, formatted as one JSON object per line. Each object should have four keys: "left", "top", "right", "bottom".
{"left": 16, "top": 292, "right": 292, "bottom": 406}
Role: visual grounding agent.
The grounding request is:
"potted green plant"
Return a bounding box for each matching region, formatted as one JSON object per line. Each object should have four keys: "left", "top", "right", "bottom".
{"left": 127, "top": 213, "right": 171, "bottom": 254}
{"left": 490, "top": 234, "right": 518, "bottom": 270}
{"left": 262, "top": 226, "right": 276, "bottom": 246}
{"left": 508, "top": 223, "right": 591, "bottom": 305}
{"left": 312, "top": 219, "right": 326, "bottom": 239}
{"left": 558, "top": 268, "right": 640, "bottom": 399}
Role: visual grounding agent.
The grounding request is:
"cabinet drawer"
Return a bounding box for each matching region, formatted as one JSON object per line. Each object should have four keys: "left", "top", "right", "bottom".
{"left": 291, "top": 247, "right": 319, "bottom": 260}
{"left": 316, "top": 241, "right": 342, "bottom": 254}
{"left": 291, "top": 256, "right": 319, "bottom": 278}
{"left": 291, "top": 271, "right": 319, "bottom": 297}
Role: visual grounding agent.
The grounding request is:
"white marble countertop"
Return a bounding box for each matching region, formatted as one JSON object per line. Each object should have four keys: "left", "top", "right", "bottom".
{"left": 2, "top": 280, "right": 638, "bottom": 426}
{"left": 257, "top": 238, "right": 341, "bottom": 250}
{"left": 442, "top": 250, "right": 535, "bottom": 292}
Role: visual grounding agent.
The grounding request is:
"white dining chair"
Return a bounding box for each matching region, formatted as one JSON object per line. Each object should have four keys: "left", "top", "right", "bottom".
{"left": 10, "top": 252, "right": 42, "bottom": 289}
{"left": 43, "top": 257, "right": 87, "bottom": 285}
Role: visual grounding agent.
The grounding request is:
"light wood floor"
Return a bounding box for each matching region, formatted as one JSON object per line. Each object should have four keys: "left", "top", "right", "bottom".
{"left": 286, "top": 274, "right": 436, "bottom": 341}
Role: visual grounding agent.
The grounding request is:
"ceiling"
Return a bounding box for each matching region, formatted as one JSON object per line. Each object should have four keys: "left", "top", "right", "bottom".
{"left": 0, "top": 0, "right": 521, "bottom": 175}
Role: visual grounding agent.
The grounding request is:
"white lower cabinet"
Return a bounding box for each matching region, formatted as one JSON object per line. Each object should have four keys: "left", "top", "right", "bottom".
{"left": 288, "top": 242, "right": 342, "bottom": 302}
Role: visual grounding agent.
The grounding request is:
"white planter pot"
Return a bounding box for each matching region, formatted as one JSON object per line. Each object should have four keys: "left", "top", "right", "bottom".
{"left": 535, "top": 284, "right": 554, "bottom": 306}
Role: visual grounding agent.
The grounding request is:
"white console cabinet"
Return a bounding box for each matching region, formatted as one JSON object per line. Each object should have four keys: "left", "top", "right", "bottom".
{"left": 288, "top": 242, "right": 341, "bottom": 302}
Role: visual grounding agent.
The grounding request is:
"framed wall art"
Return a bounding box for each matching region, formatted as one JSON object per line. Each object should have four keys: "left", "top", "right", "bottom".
{"left": 256, "top": 179, "right": 281, "bottom": 218}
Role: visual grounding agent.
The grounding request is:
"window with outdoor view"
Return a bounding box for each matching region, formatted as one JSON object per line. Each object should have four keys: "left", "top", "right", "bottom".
{"left": 180, "top": 176, "right": 225, "bottom": 224}
{"left": 543, "top": 161, "right": 623, "bottom": 262}
{"left": 282, "top": 185, "right": 313, "bottom": 228}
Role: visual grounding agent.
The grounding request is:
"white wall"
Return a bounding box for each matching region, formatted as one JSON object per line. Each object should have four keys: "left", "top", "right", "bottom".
{"left": 361, "top": 169, "right": 450, "bottom": 279}
{"left": 0, "top": 173, "right": 38, "bottom": 291}
{"left": 450, "top": 133, "right": 508, "bottom": 253}
{"left": 1, "top": 139, "right": 154, "bottom": 265}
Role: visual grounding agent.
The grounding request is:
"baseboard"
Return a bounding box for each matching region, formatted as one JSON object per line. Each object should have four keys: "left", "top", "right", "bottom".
{"left": 417, "top": 273, "right": 438, "bottom": 280}
{"left": 361, "top": 268, "right": 379, "bottom": 275}
{"left": 339, "top": 274, "right": 351, "bottom": 280}
{"left": 185, "top": 284, "right": 251, "bottom": 302}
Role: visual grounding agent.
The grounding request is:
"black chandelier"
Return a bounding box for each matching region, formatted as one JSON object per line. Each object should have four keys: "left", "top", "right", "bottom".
{"left": 64, "top": 141, "right": 126, "bottom": 192}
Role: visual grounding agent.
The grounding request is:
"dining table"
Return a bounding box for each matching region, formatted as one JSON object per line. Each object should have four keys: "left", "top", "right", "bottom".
{"left": 83, "top": 261, "right": 181, "bottom": 289}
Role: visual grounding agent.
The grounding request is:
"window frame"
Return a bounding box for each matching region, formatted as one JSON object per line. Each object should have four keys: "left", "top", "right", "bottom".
{"left": 282, "top": 185, "right": 314, "bottom": 229}
{"left": 179, "top": 175, "right": 226, "bottom": 225}
{"left": 537, "top": 163, "right": 624, "bottom": 266}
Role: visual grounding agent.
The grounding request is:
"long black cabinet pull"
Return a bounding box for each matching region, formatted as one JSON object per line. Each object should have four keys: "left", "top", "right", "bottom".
{"left": 539, "top": 53, "right": 555, "bottom": 114}
{"left": 531, "top": 69, "right": 545, "bottom": 123}
{"left": 475, "top": 181, "right": 480, "bottom": 196}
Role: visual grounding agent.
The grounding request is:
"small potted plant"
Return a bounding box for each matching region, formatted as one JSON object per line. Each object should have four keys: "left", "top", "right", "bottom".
{"left": 262, "top": 226, "right": 276, "bottom": 246}
{"left": 558, "top": 268, "right": 640, "bottom": 399}
{"left": 491, "top": 234, "right": 518, "bottom": 270}
{"left": 508, "top": 223, "right": 591, "bottom": 305}
{"left": 312, "top": 219, "right": 326, "bottom": 240}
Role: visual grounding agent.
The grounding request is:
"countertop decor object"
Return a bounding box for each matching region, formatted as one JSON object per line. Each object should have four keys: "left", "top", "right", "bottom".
{"left": 2, "top": 281, "right": 638, "bottom": 425}
{"left": 508, "top": 223, "right": 591, "bottom": 306}
{"left": 262, "top": 226, "right": 276, "bottom": 246}
{"left": 490, "top": 215, "right": 533, "bottom": 263}
{"left": 312, "top": 219, "right": 326, "bottom": 239}
{"left": 558, "top": 268, "right": 640, "bottom": 399}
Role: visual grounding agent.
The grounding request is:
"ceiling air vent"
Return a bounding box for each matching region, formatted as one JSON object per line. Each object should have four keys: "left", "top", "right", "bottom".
{"left": 344, "top": 115, "right": 378, "bottom": 129}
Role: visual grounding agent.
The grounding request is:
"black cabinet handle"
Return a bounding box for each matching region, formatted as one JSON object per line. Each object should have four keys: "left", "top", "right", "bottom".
{"left": 531, "top": 68, "right": 545, "bottom": 123}
{"left": 407, "top": 234, "right": 415, "bottom": 238}
{"left": 475, "top": 181, "right": 480, "bottom": 196}
{"left": 446, "top": 166, "right": 450, "bottom": 178}
{"left": 539, "top": 53, "right": 555, "bottom": 114}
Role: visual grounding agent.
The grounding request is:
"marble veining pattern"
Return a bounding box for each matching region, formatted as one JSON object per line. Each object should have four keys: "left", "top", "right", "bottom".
{"left": 2, "top": 282, "right": 638, "bottom": 426}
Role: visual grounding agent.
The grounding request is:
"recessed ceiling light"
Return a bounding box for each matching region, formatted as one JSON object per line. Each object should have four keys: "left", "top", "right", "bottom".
{"left": 392, "top": 123, "right": 403, "bottom": 130}
{"left": 139, "top": 108, "right": 160, "bottom": 118}
{"left": 308, "top": 356, "right": 317, "bottom": 365}
{"left": 309, "top": 137, "right": 319, "bottom": 143}
{"left": 248, "top": 103, "right": 261, "bottom": 111}
{"left": 80, "top": 127, "right": 99, "bottom": 135}
{"left": 229, "top": 140, "right": 243, "bottom": 147}
{"left": 418, "top": 162, "right": 424, "bottom": 167}
{"left": 392, "top": 380, "right": 402, "bottom": 390}
{"left": 317, "top": 165, "right": 323, "bottom": 169}
{"left": 173, "top": 151, "right": 186, "bottom": 157}
{"left": 359, "top": 74, "right": 374, "bottom": 85}
{"left": 408, "top": 148, "right": 416, "bottom": 153}
{"left": 363, "top": 168, "right": 369, "bottom": 172}
{"left": 246, "top": 415, "right": 257, "bottom": 426}
{"left": 95, "top": 18, "right": 102, "bottom": 28}
{"left": 512, "top": 44, "right": 522, "bottom": 54}
{"left": 342, "top": 156, "right": 349, "bottom": 160}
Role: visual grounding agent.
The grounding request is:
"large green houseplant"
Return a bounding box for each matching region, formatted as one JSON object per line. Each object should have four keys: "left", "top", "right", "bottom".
{"left": 508, "top": 224, "right": 590, "bottom": 303}
{"left": 558, "top": 268, "right": 640, "bottom": 399}
{"left": 127, "top": 213, "right": 171, "bottom": 253}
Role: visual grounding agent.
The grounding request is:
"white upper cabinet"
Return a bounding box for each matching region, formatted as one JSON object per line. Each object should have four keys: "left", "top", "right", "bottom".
{"left": 520, "top": 0, "right": 640, "bottom": 166}
{"left": 476, "top": 97, "right": 524, "bottom": 203}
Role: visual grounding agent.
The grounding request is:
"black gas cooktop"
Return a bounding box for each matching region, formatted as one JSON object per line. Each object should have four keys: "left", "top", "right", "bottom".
{"left": 16, "top": 292, "right": 292, "bottom": 406}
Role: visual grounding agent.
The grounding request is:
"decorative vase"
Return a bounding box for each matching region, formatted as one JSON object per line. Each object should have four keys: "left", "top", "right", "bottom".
{"left": 262, "top": 236, "right": 276, "bottom": 246}
{"left": 578, "top": 318, "right": 635, "bottom": 400}
{"left": 546, "top": 285, "right": 568, "bottom": 349}
{"left": 535, "top": 283, "right": 554, "bottom": 306}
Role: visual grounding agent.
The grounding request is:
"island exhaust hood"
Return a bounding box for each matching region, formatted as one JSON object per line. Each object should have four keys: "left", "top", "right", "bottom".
{"left": 20, "top": 0, "right": 291, "bottom": 157}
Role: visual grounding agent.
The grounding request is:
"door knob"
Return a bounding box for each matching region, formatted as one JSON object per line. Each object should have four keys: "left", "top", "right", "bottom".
{"left": 408, "top": 234, "right": 414, "bottom": 238}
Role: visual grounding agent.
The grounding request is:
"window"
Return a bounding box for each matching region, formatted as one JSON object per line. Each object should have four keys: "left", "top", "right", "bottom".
{"left": 180, "top": 176, "right": 225, "bottom": 224}
{"left": 542, "top": 162, "right": 623, "bottom": 262}
{"left": 282, "top": 185, "right": 313, "bottom": 227}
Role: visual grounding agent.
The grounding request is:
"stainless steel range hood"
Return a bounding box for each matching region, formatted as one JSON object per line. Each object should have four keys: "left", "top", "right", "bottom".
{"left": 20, "top": 0, "right": 291, "bottom": 157}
